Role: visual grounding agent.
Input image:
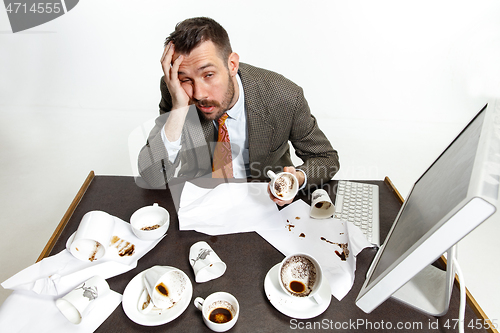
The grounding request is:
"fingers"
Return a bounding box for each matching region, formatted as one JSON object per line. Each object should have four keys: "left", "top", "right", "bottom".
{"left": 161, "top": 42, "right": 176, "bottom": 80}
{"left": 283, "top": 166, "right": 296, "bottom": 176}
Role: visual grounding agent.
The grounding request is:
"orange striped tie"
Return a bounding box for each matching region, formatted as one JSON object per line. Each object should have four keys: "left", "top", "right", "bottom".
{"left": 212, "top": 113, "right": 233, "bottom": 178}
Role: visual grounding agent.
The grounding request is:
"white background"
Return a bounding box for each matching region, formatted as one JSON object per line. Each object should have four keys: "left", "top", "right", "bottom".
{"left": 1, "top": 0, "right": 499, "bottom": 323}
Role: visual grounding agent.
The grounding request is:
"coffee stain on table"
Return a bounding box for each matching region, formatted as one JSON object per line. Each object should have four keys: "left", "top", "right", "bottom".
{"left": 110, "top": 236, "right": 135, "bottom": 257}
{"left": 320, "top": 237, "right": 349, "bottom": 261}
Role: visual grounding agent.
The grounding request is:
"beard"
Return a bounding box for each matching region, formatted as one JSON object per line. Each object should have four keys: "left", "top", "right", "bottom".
{"left": 194, "top": 73, "right": 236, "bottom": 121}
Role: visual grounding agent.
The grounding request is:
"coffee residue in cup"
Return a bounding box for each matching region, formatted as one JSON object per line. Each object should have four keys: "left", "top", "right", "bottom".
{"left": 209, "top": 307, "right": 232, "bottom": 324}
{"left": 315, "top": 201, "right": 332, "bottom": 210}
{"left": 156, "top": 282, "right": 169, "bottom": 297}
{"left": 88, "top": 242, "right": 100, "bottom": 262}
{"left": 289, "top": 280, "right": 306, "bottom": 293}
{"left": 274, "top": 175, "right": 294, "bottom": 196}
{"left": 141, "top": 224, "right": 160, "bottom": 231}
{"left": 281, "top": 256, "right": 316, "bottom": 297}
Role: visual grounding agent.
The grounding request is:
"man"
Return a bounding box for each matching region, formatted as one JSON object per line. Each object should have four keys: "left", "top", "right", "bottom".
{"left": 138, "top": 17, "right": 339, "bottom": 205}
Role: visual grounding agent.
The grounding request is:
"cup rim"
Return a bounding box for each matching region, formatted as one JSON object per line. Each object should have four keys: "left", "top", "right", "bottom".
{"left": 279, "top": 253, "right": 323, "bottom": 297}
{"left": 201, "top": 292, "right": 239, "bottom": 321}
{"left": 269, "top": 172, "right": 299, "bottom": 199}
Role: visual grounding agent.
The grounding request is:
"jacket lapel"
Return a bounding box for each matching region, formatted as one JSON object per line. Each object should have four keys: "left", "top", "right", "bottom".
{"left": 239, "top": 64, "right": 275, "bottom": 175}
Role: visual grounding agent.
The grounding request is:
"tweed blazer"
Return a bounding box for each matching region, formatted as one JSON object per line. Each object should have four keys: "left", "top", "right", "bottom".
{"left": 138, "top": 63, "right": 339, "bottom": 188}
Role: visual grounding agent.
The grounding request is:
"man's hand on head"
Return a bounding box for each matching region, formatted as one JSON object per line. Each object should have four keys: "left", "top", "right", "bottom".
{"left": 161, "top": 42, "right": 190, "bottom": 110}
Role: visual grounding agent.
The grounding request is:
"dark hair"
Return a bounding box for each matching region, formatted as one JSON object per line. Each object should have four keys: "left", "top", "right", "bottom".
{"left": 165, "top": 17, "right": 232, "bottom": 63}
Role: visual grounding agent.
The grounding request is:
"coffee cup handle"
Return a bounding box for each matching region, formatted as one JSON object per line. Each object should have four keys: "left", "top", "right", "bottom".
{"left": 312, "top": 293, "right": 323, "bottom": 304}
{"left": 267, "top": 170, "right": 276, "bottom": 180}
{"left": 193, "top": 297, "right": 205, "bottom": 311}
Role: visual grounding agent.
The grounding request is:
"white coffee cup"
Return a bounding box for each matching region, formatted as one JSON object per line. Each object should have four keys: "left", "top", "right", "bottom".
{"left": 310, "top": 189, "right": 335, "bottom": 219}
{"left": 189, "top": 241, "right": 226, "bottom": 283}
{"left": 130, "top": 203, "right": 170, "bottom": 240}
{"left": 279, "top": 253, "right": 324, "bottom": 304}
{"left": 56, "top": 275, "right": 110, "bottom": 324}
{"left": 194, "top": 292, "right": 239, "bottom": 332}
{"left": 267, "top": 170, "right": 299, "bottom": 201}
{"left": 139, "top": 266, "right": 188, "bottom": 313}
{"left": 69, "top": 211, "right": 115, "bottom": 262}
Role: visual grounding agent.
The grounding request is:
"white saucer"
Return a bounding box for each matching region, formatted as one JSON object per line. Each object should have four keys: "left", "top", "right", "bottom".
{"left": 122, "top": 266, "right": 193, "bottom": 326}
{"left": 264, "top": 263, "right": 331, "bottom": 319}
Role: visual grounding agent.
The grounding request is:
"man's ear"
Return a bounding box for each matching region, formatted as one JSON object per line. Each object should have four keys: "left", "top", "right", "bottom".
{"left": 228, "top": 52, "right": 240, "bottom": 77}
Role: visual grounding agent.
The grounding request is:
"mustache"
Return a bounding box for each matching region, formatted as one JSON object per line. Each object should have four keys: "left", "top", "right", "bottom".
{"left": 192, "top": 99, "right": 221, "bottom": 108}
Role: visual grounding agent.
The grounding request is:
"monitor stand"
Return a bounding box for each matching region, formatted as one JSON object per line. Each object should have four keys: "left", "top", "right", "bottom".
{"left": 390, "top": 246, "right": 456, "bottom": 316}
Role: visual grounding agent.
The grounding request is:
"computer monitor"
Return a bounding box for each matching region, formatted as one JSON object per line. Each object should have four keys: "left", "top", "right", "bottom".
{"left": 356, "top": 100, "right": 500, "bottom": 316}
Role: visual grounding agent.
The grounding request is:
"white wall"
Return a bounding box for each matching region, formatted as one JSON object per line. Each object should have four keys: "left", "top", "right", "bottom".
{"left": 1, "top": 0, "right": 499, "bottom": 321}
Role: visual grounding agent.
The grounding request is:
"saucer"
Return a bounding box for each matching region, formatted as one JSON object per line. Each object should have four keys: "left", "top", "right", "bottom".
{"left": 122, "top": 266, "right": 193, "bottom": 326}
{"left": 264, "top": 263, "right": 331, "bottom": 319}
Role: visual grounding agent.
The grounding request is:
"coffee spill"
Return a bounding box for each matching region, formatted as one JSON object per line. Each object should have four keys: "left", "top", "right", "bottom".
{"left": 156, "top": 282, "right": 169, "bottom": 297}
{"left": 320, "top": 237, "right": 349, "bottom": 261}
{"left": 209, "top": 308, "right": 232, "bottom": 324}
{"left": 286, "top": 224, "right": 295, "bottom": 231}
{"left": 295, "top": 216, "right": 300, "bottom": 220}
{"left": 290, "top": 280, "right": 306, "bottom": 293}
{"left": 88, "top": 242, "right": 99, "bottom": 262}
{"left": 335, "top": 250, "right": 347, "bottom": 261}
{"left": 299, "top": 233, "right": 305, "bottom": 238}
{"left": 110, "top": 236, "right": 135, "bottom": 257}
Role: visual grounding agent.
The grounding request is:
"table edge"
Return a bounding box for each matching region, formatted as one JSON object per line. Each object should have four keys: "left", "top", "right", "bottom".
{"left": 36, "top": 170, "right": 95, "bottom": 262}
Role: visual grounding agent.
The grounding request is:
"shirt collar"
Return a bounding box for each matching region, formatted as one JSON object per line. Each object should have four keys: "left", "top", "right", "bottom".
{"left": 225, "top": 73, "right": 244, "bottom": 121}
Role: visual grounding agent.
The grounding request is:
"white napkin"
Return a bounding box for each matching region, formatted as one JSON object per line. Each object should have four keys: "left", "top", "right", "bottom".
{"left": 0, "top": 289, "right": 121, "bottom": 333}
{"left": 257, "top": 199, "right": 372, "bottom": 300}
{"left": 178, "top": 182, "right": 282, "bottom": 235}
{"left": 2, "top": 216, "right": 163, "bottom": 296}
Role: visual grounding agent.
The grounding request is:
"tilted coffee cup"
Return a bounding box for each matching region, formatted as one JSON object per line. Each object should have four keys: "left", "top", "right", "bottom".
{"left": 138, "top": 266, "right": 188, "bottom": 313}
{"left": 267, "top": 170, "right": 299, "bottom": 201}
{"left": 279, "top": 253, "right": 324, "bottom": 304}
{"left": 194, "top": 292, "right": 239, "bottom": 332}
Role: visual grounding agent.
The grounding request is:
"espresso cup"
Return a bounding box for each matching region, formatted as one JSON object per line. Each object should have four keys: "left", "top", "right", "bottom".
{"left": 130, "top": 203, "right": 170, "bottom": 240}
{"left": 69, "top": 211, "right": 115, "bottom": 262}
{"left": 279, "top": 253, "right": 324, "bottom": 304}
{"left": 56, "top": 275, "right": 110, "bottom": 324}
{"left": 194, "top": 292, "right": 239, "bottom": 332}
{"left": 267, "top": 170, "right": 299, "bottom": 201}
{"left": 139, "top": 266, "right": 188, "bottom": 313}
{"left": 310, "top": 189, "right": 335, "bottom": 219}
{"left": 189, "top": 241, "right": 226, "bottom": 283}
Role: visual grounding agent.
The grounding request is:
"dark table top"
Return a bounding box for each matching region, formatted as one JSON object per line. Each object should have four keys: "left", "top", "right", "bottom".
{"left": 48, "top": 176, "right": 487, "bottom": 332}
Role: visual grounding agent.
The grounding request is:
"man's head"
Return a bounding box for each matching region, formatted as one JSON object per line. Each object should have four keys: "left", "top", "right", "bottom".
{"left": 165, "top": 17, "right": 233, "bottom": 68}
{"left": 166, "top": 17, "right": 239, "bottom": 121}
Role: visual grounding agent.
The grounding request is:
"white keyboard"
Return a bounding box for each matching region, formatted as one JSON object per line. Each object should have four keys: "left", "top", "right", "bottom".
{"left": 333, "top": 180, "right": 380, "bottom": 246}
